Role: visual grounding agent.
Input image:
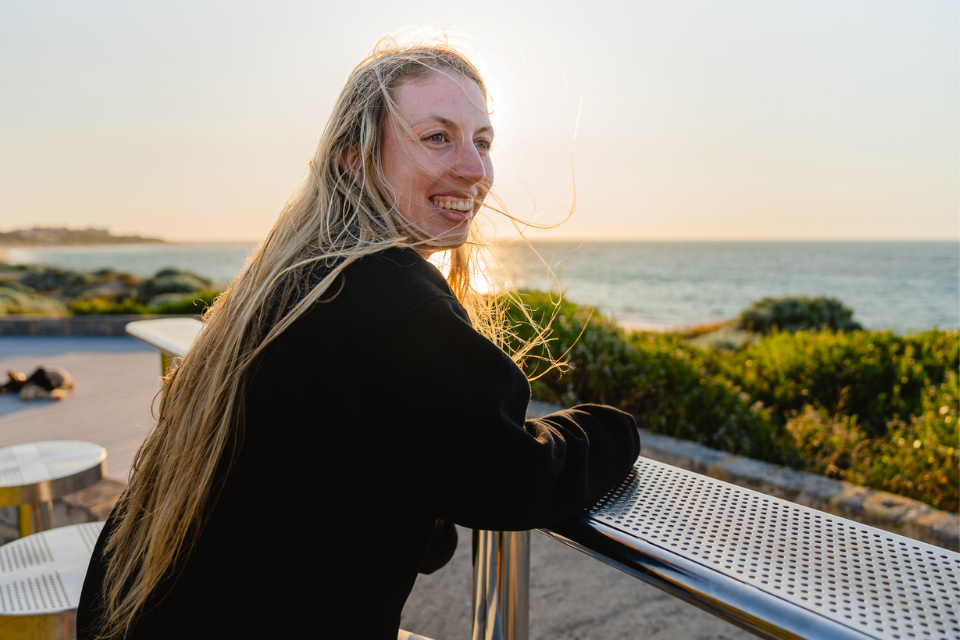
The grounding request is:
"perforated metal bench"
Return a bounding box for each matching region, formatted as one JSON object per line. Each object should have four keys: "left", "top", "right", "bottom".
{"left": 0, "top": 521, "right": 105, "bottom": 639}
{"left": 559, "top": 459, "right": 958, "bottom": 638}
{"left": 126, "top": 317, "right": 960, "bottom": 640}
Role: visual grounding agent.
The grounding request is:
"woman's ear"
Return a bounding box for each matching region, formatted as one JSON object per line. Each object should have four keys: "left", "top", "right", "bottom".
{"left": 340, "top": 145, "right": 362, "bottom": 184}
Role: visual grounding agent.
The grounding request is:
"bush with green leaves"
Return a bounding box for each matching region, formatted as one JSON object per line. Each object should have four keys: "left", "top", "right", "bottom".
{"left": 739, "top": 296, "right": 862, "bottom": 334}
{"left": 134, "top": 269, "right": 213, "bottom": 303}
{"left": 69, "top": 290, "right": 220, "bottom": 315}
{"left": 16, "top": 265, "right": 98, "bottom": 297}
{"left": 715, "top": 329, "right": 958, "bottom": 438}
{"left": 67, "top": 298, "right": 150, "bottom": 315}
{"left": 782, "top": 371, "right": 957, "bottom": 511}
{"left": 152, "top": 290, "right": 219, "bottom": 314}
{"left": 502, "top": 291, "right": 958, "bottom": 510}
{"left": 0, "top": 284, "right": 68, "bottom": 314}
{"left": 502, "top": 291, "right": 780, "bottom": 460}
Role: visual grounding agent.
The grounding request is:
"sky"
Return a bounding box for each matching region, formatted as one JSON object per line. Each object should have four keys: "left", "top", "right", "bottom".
{"left": 1, "top": 0, "right": 957, "bottom": 242}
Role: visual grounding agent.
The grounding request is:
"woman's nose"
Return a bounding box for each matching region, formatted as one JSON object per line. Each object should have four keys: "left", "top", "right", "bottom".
{"left": 454, "top": 145, "right": 487, "bottom": 185}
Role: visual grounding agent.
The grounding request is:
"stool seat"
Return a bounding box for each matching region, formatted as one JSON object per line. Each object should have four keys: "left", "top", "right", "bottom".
{"left": 0, "top": 441, "right": 106, "bottom": 536}
{"left": 0, "top": 521, "right": 105, "bottom": 639}
{"left": 0, "top": 441, "right": 107, "bottom": 507}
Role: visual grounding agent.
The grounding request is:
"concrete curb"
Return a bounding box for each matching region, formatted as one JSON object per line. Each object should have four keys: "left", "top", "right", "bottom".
{"left": 527, "top": 400, "right": 960, "bottom": 551}
{"left": 0, "top": 314, "right": 168, "bottom": 336}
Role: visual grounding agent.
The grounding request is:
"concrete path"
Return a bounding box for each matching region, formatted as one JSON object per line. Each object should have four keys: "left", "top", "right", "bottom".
{"left": 402, "top": 526, "right": 754, "bottom": 640}
{"left": 0, "top": 336, "right": 161, "bottom": 482}
{"left": 0, "top": 336, "right": 754, "bottom": 639}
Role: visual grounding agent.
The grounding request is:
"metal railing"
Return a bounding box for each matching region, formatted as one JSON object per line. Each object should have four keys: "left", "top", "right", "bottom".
{"left": 475, "top": 458, "right": 960, "bottom": 640}
{"left": 126, "top": 319, "right": 960, "bottom": 640}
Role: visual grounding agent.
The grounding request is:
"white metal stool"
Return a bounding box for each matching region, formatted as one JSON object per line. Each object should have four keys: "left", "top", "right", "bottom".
{"left": 0, "top": 520, "right": 104, "bottom": 639}
{"left": 0, "top": 441, "right": 106, "bottom": 537}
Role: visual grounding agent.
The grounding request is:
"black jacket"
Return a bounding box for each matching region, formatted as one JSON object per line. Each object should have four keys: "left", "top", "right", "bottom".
{"left": 78, "top": 247, "right": 640, "bottom": 639}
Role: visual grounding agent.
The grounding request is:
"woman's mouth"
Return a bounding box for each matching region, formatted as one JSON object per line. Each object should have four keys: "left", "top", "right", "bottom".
{"left": 430, "top": 195, "right": 475, "bottom": 223}
{"left": 430, "top": 196, "right": 474, "bottom": 212}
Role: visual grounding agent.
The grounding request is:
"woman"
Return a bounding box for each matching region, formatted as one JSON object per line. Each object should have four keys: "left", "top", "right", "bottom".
{"left": 78, "top": 39, "right": 640, "bottom": 639}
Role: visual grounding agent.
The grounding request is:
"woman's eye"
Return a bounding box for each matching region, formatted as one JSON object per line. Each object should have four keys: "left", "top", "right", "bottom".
{"left": 475, "top": 139, "right": 491, "bottom": 152}
{"left": 424, "top": 133, "right": 446, "bottom": 144}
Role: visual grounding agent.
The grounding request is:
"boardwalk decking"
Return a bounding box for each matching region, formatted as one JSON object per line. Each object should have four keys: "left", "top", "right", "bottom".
{"left": 0, "top": 336, "right": 161, "bottom": 482}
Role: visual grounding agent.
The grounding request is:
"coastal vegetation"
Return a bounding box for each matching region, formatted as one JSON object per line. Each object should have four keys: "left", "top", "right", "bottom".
{"left": 738, "top": 295, "right": 862, "bottom": 334}
{"left": 1, "top": 259, "right": 957, "bottom": 511}
{"left": 505, "top": 291, "right": 958, "bottom": 512}
{"left": 0, "top": 263, "right": 215, "bottom": 315}
{"left": 0, "top": 226, "right": 164, "bottom": 246}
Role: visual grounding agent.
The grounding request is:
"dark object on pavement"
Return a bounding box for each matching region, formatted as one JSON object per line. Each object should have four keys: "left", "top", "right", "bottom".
{"left": 0, "top": 369, "right": 27, "bottom": 394}
{"left": 1, "top": 366, "right": 75, "bottom": 400}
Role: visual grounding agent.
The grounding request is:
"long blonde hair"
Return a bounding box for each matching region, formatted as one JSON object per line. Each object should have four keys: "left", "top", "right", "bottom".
{"left": 97, "top": 39, "right": 501, "bottom": 639}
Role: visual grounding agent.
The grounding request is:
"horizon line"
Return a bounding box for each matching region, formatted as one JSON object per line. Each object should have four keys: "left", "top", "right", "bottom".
{"left": 168, "top": 237, "right": 959, "bottom": 244}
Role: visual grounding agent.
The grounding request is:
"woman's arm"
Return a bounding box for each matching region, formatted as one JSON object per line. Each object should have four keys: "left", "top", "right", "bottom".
{"left": 366, "top": 295, "right": 641, "bottom": 531}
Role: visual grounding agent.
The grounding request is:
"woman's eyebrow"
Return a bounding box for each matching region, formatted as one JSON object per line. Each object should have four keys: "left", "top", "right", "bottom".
{"left": 414, "top": 116, "right": 494, "bottom": 137}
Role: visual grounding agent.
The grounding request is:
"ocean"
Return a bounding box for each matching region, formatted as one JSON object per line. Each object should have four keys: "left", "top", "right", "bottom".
{"left": 3, "top": 241, "right": 958, "bottom": 333}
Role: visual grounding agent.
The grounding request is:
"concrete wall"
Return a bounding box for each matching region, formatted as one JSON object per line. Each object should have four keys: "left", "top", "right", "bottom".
{"left": 0, "top": 314, "right": 167, "bottom": 336}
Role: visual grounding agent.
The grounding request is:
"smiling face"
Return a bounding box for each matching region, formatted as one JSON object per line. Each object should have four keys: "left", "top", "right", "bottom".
{"left": 380, "top": 69, "right": 494, "bottom": 254}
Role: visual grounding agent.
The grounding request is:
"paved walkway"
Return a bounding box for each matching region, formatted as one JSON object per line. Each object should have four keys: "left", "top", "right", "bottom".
{"left": 0, "top": 336, "right": 753, "bottom": 639}
{"left": 0, "top": 336, "right": 161, "bottom": 482}
{"left": 402, "top": 524, "right": 755, "bottom": 640}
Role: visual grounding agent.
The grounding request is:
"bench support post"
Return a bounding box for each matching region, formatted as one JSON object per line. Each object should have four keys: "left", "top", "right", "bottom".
{"left": 471, "top": 529, "right": 530, "bottom": 640}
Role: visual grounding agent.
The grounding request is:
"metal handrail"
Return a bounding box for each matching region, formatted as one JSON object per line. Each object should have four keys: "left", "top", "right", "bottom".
{"left": 472, "top": 530, "right": 530, "bottom": 640}
{"left": 474, "top": 458, "right": 960, "bottom": 640}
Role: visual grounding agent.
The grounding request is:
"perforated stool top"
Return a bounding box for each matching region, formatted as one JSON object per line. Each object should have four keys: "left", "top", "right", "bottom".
{"left": 545, "top": 458, "right": 960, "bottom": 640}
{"left": 0, "top": 521, "right": 104, "bottom": 639}
{"left": 0, "top": 441, "right": 106, "bottom": 507}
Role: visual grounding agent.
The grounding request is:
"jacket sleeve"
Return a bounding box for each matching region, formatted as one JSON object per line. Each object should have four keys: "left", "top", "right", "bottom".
{"left": 364, "top": 295, "right": 641, "bottom": 531}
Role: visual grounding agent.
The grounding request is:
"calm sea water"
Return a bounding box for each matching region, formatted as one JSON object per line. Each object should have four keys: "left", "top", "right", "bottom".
{"left": 4, "top": 241, "right": 958, "bottom": 333}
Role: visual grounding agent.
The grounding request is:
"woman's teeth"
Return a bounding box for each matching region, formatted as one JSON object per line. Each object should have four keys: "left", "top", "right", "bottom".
{"left": 431, "top": 196, "right": 474, "bottom": 212}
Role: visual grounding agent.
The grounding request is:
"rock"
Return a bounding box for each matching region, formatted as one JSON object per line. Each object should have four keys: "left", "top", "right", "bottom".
{"left": 134, "top": 269, "right": 212, "bottom": 302}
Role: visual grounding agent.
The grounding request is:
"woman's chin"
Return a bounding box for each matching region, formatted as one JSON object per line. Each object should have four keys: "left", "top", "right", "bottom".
{"left": 416, "top": 230, "right": 470, "bottom": 256}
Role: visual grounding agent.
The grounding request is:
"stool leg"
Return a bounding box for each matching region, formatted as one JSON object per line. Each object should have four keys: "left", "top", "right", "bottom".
{"left": 17, "top": 504, "right": 35, "bottom": 537}
{"left": 16, "top": 502, "right": 53, "bottom": 537}
{"left": 161, "top": 352, "right": 173, "bottom": 376}
{"left": 38, "top": 500, "right": 53, "bottom": 531}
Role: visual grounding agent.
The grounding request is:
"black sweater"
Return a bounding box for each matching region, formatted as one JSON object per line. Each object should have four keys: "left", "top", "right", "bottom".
{"left": 77, "top": 248, "right": 640, "bottom": 639}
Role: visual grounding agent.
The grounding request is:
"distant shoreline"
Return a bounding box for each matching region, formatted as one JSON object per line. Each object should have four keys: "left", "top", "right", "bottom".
{"left": 0, "top": 242, "right": 170, "bottom": 264}
{"left": 2, "top": 241, "right": 956, "bottom": 332}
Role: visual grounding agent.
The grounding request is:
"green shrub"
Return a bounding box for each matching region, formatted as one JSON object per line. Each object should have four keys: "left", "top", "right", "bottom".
{"left": 68, "top": 290, "right": 221, "bottom": 315}
{"left": 0, "top": 284, "right": 68, "bottom": 314}
{"left": 716, "top": 329, "right": 959, "bottom": 437}
{"left": 16, "top": 265, "right": 97, "bottom": 296}
{"left": 134, "top": 269, "right": 212, "bottom": 303}
{"left": 68, "top": 298, "right": 149, "bottom": 315}
{"left": 503, "top": 291, "right": 959, "bottom": 510}
{"left": 502, "top": 291, "right": 780, "bottom": 461}
{"left": 152, "top": 290, "right": 220, "bottom": 315}
{"left": 866, "top": 372, "right": 958, "bottom": 511}
{"left": 739, "top": 296, "right": 862, "bottom": 334}
{"left": 782, "top": 371, "right": 958, "bottom": 512}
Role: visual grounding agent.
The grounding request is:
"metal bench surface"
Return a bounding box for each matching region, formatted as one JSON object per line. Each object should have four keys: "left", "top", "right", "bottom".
{"left": 125, "top": 318, "right": 202, "bottom": 358}
{"left": 0, "top": 441, "right": 106, "bottom": 507}
{"left": 0, "top": 521, "right": 105, "bottom": 638}
{"left": 544, "top": 458, "right": 960, "bottom": 640}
